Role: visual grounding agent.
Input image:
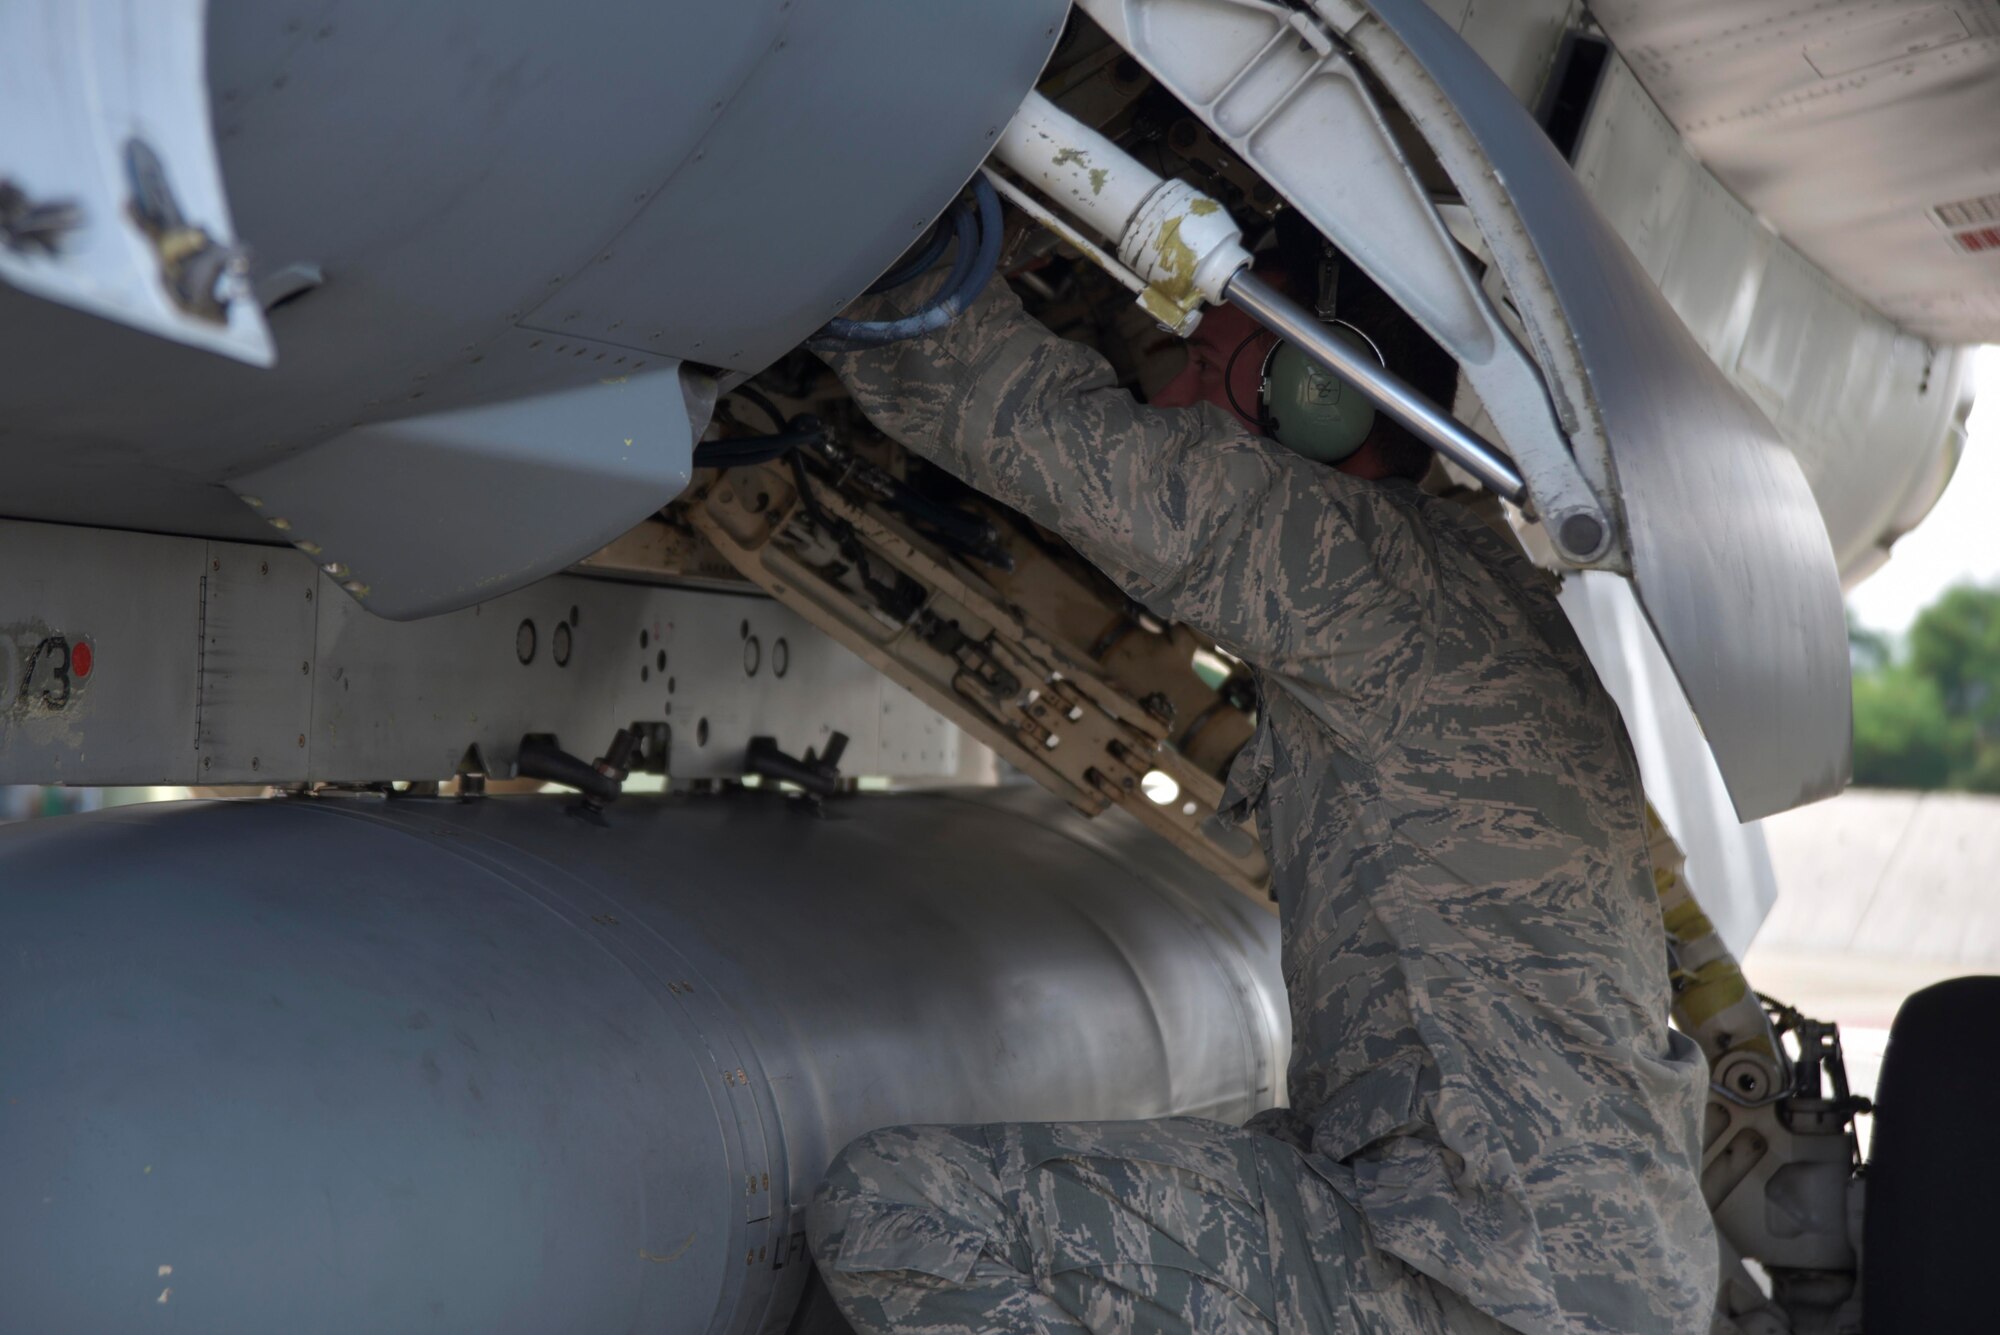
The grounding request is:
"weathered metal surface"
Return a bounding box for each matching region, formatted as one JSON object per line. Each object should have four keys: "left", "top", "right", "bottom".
{"left": 1078, "top": 0, "right": 1611, "bottom": 563}
{"left": 1353, "top": 0, "right": 1855, "bottom": 816}
{"left": 1563, "top": 53, "right": 1980, "bottom": 586}
{"left": 228, "top": 367, "right": 699, "bottom": 619}
{"left": 683, "top": 460, "right": 1273, "bottom": 902}
{"left": 1086, "top": 0, "right": 1851, "bottom": 816}
{"left": 0, "top": 0, "right": 1066, "bottom": 609}
{"left": 1590, "top": 0, "right": 2000, "bottom": 346}
{"left": 0, "top": 787, "right": 1285, "bottom": 1334}
{"left": 0, "top": 518, "right": 961, "bottom": 788}
{"left": 0, "top": 0, "right": 271, "bottom": 363}
{"left": 1557, "top": 571, "right": 1778, "bottom": 957}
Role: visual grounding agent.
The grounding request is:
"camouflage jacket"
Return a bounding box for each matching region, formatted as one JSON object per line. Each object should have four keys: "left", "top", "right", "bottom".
{"left": 820, "top": 278, "right": 1717, "bottom": 1335}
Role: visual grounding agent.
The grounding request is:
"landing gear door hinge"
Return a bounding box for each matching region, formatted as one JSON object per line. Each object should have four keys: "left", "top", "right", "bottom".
{"left": 1081, "top": 0, "right": 1850, "bottom": 818}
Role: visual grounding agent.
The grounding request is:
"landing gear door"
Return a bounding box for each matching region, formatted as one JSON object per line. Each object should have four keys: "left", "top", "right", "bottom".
{"left": 1081, "top": 0, "right": 1850, "bottom": 819}
{"left": 0, "top": 0, "right": 273, "bottom": 365}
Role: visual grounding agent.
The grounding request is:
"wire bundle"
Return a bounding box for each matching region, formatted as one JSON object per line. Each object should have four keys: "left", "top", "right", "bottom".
{"left": 807, "top": 175, "right": 1003, "bottom": 351}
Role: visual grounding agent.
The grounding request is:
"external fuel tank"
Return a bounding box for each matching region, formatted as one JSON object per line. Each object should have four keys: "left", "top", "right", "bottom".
{"left": 0, "top": 788, "right": 1284, "bottom": 1333}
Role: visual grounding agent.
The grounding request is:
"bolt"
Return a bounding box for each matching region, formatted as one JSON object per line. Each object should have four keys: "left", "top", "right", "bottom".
{"left": 260, "top": 560, "right": 269, "bottom": 575}
{"left": 251, "top": 757, "right": 259, "bottom": 771}
{"left": 211, "top": 558, "right": 220, "bottom": 572}
{"left": 1557, "top": 512, "right": 1607, "bottom": 561}
{"left": 296, "top": 734, "right": 305, "bottom": 747}
{"left": 0, "top": 180, "right": 84, "bottom": 255}
{"left": 301, "top": 660, "right": 310, "bottom": 674}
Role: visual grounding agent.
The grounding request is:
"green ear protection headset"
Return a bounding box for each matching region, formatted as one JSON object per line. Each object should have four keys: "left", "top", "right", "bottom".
{"left": 1224, "top": 319, "right": 1385, "bottom": 465}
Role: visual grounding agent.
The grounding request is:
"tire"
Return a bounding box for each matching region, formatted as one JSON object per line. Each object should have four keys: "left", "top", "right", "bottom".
{"left": 784, "top": 1268, "right": 859, "bottom": 1335}
{"left": 1863, "top": 975, "right": 2000, "bottom": 1333}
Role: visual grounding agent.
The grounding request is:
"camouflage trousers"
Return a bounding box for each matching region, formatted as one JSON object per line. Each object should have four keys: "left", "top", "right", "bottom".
{"left": 807, "top": 1117, "right": 1509, "bottom": 1335}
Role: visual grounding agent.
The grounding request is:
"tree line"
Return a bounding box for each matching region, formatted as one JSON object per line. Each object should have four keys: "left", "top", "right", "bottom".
{"left": 1850, "top": 583, "right": 2000, "bottom": 791}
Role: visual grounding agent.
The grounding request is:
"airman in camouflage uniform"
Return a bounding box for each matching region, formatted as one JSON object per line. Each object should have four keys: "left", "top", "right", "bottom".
{"left": 807, "top": 269, "right": 1717, "bottom": 1335}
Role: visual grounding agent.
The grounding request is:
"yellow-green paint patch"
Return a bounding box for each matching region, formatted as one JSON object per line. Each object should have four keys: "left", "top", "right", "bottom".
{"left": 1188, "top": 198, "right": 1221, "bottom": 216}
{"left": 1139, "top": 287, "right": 1181, "bottom": 325}
{"left": 1088, "top": 167, "right": 1109, "bottom": 195}
{"left": 1675, "top": 959, "right": 1748, "bottom": 1027}
{"left": 1052, "top": 147, "right": 1087, "bottom": 167}
{"left": 1660, "top": 898, "right": 1714, "bottom": 942}
{"left": 1152, "top": 216, "right": 1198, "bottom": 299}
{"left": 1139, "top": 285, "right": 1200, "bottom": 335}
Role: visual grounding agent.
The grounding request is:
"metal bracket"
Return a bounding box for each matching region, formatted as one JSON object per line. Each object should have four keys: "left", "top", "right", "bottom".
{"left": 681, "top": 458, "right": 1271, "bottom": 904}
{"left": 1078, "top": 0, "right": 1615, "bottom": 565}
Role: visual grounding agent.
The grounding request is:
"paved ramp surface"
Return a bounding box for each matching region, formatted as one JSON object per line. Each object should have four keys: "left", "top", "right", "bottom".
{"left": 1749, "top": 789, "right": 2000, "bottom": 1028}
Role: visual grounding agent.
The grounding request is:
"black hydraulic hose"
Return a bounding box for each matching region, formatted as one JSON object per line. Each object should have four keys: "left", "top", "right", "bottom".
{"left": 695, "top": 398, "right": 825, "bottom": 471}
{"left": 808, "top": 175, "right": 1002, "bottom": 350}
{"left": 692, "top": 428, "right": 822, "bottom": 470}
{"left": 810, "top": 201, "right": 975, "bottom": 349}
{"left": 876, "top": 475, "right": 995, "bottom": 553}
{"left": 865, "top": 216, "right": 952, "bottom": 295}
{"left": 713, "top": 383, "right": 1001, "bottom": 561}
{"left": 729, "top": 385, "right": 789, "bottom": 436}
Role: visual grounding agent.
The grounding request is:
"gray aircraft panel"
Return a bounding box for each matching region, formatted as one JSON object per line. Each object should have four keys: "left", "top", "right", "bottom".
{"left": 0, "top": 526, "right": 205, "bottom": 786}
{"left": 521, "top": 0, "right": 1072, "bottom": 373}
{"left": 1344, "top": 0, "right": 1852, "bottom": 817}
{"left": 0, "top": 518, "right": 963, "bottom": 789}
{"left": 0, "top": 788, "right": 1285, "bottom": 1333}
{"left": 0, "top": 0, "right": 1065, "bottom": 614}
{"left": 228, "top": 366, "right": 700, "bottom": 620}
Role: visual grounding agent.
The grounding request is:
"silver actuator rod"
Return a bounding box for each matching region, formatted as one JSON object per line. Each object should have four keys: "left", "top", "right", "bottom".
{"left": 1224, "top": 269, "right": 1527, "bottom": 503}
{"left": 993, "top": 89, "right": 1528, "bottom": 503}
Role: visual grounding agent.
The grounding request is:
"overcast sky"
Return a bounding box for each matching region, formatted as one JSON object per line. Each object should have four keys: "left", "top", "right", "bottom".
{"left": 1846, "top": 345, "right": 2000, "bottom": 635}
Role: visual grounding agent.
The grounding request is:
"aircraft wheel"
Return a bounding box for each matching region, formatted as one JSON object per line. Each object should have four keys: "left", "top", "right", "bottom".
{"left": 1863, "top": 975, "right": 2000, "bottom": 1332}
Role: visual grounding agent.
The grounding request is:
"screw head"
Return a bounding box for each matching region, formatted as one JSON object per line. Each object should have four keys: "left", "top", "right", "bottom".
{"left": 1556, "top": 511, "right": 1608, "bottom": 561}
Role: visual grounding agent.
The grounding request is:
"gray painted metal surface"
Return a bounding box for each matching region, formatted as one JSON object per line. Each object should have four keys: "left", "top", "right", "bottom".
{"left": 0, "top": 788, "right": 1287, "bottom": 1334}
{"left": 0, "top": 519, "right": 961, "bottom": 787}
{"left": 1557, "top": 572, "right": 1778, "bottom": 957}
{"left": 1086, "top": 0, "right": 1850, "bottom": 812}
{"left": 1332, "top": 0, "right": 1852, "bottom": 817}
{"left": 229, "top": 367, "right": 701, "bottom": 619}
{"left": 0, "top": 0, "right": 1065, "bottom": 609}
{"left": 0, "top": 1, "right": 272, "bottom": 363}
{"left": 1564, "top": 52, "right": 1981, "bottom": 587}
{"left": 1079, "top": 0, "right": 1612, "bottom": 564}
{"left": 1590, "top": 0, "right": 2000, "bottom": 345}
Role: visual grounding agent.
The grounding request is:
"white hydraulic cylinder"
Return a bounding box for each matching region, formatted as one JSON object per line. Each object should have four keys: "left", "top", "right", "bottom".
{"left": 995, "top": 90, "right": 1251, "bottom": 332}
{"left": 996, "top": 90, "right": 1159, "bottom": 243}
{"left": 990, "top": 89, "right": 1528, "bottom": 502}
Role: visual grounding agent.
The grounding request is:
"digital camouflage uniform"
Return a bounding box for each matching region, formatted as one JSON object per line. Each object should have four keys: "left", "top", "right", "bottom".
{"left": 809, "top": 275, "right": 1717, "bottom": 1335}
